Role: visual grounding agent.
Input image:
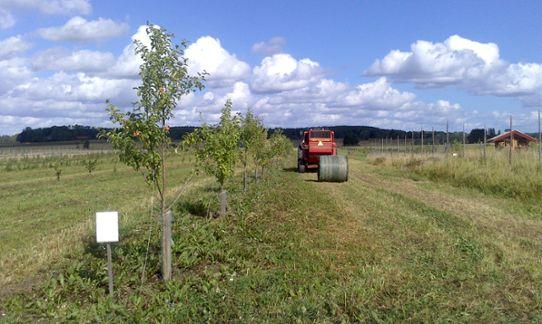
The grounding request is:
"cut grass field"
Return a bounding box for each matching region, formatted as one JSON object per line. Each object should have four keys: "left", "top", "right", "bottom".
{"left": 2, "top": 150, "right": 542, "bottom": 321}
{"left": 0, "top": 153, "right": 199, "bottom": 296}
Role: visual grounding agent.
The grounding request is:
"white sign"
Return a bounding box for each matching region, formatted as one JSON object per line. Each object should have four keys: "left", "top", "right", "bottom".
{"left": 96, "top": 212, "right": 119, "bottom": 243}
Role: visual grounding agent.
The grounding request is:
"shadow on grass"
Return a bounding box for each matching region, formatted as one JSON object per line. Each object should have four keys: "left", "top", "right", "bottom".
{"left": 177, "top": 200, "right": 212, "bottom": 218}
{"left": 282, "top": 167, "right": 298, "bottom": 173}
{"left": 82, "top": 235, "right": 105, "bottom": 258}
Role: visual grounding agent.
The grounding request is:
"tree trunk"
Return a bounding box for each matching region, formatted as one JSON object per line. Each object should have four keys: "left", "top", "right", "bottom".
{"left": 161, "top": 139, "right": 171, "bottom": 281}
{"left": 219, "top": 188, "right": 227, "bottom": 217}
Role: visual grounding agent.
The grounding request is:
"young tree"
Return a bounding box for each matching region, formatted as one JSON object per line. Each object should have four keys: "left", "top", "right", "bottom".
{"left": 239, "top": 110, "right": 266, "bottom": 191}
{"left": 102, "top": 24, "right": 205, "bottom": 281}
{"left": 51, "top": 163, "right": 62, "bottom": 181}
{"left": 183, "top": 100, "right": 240, "bottom": 217}
{"left": 83, "top": 157, "right": 98, "bottom": 174}
{"left": 269, "top": 130, "right": 293, "bottom": 165}
{"left": 254, "top": 130, "right": 292, "bottom": 177}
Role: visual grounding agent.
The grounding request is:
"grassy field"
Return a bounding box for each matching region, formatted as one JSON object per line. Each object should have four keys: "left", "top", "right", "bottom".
{"left": 2, "top": 149, "right": 542, "bottom": 321}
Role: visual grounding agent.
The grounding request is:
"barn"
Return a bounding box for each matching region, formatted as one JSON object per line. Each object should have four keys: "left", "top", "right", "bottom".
{"left": 488, "top": 130, "right": 537, "bottom": 149}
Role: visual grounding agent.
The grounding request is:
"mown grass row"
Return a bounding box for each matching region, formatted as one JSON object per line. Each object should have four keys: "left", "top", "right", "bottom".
{"left": 0, "top": 152, "right": 196, "bottom": 295}
{"left": 3, "top": 154, "right": 542, "bottom": 321}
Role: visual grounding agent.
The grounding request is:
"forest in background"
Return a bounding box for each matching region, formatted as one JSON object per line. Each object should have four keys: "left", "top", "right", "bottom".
{"left": 4, "top": 125, "right": 505, "bottom": 145}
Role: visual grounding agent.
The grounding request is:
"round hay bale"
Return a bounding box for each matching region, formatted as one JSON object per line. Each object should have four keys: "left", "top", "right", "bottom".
{"left": 318, "top": 155, "right": 348, "bottom": 182}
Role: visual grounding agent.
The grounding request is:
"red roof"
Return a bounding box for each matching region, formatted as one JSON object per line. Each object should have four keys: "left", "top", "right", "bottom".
{"left": 488, "top": 130, "right": 537, "bottom": 143}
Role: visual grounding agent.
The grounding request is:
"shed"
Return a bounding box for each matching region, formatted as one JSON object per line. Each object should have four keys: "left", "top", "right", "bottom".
{"left": 487, "top": 130, "right": 537, "bottom": 149}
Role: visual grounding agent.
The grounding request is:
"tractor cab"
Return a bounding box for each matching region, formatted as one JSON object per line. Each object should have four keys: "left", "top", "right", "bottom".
{"left": 302, "top": 129, "right": 336, "bottom": 156}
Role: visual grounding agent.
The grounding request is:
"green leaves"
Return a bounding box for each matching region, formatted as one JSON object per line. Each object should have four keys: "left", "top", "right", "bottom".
{"left": 102, "top": 24, "right": 206, "bottom": 187}
{"left": 184, "top": 100, "right": 241, "bottom": 188}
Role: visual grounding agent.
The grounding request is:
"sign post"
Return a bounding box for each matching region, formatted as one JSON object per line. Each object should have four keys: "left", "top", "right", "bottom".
{"left": 96, "top": 211, "right": 119, "bottom": 296}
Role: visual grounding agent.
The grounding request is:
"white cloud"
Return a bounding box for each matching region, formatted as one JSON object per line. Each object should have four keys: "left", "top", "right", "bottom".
{"left": 366, "top": 34, "right": 542, "bottom": 105}
{"left": 1, "top": 0, "right": 91, "bottom": 15}
{"left": 0, "top": 8, "right": 15, "bottom": 29}
{"left": 341, "top": 77, "right": 415, "bottom": 109}
{"left": 0, "top": 35, "right": 30, "bottom": 59}
{"left": 32, "top": 48, "right": 115, "bottom": 72}
{"left": 251, "top": 54, "right": 323, "bottom": 93}
{"left": 185, "top": 36, "right": 250, "bottom": 87}
{"left": 251, "top": 36, "right": 286, "bottom": 55}
{"left": 0, "top": 58, "right": 32, "bottom": 94}
{"left": 38, "top": 16, "right": 128, "bottom": 42}
{"left": 13, "top": 72, "right": 137, "bottom": 104}
{"left": 0, "top": 0, "right": 91, "bottom": 29}
{"left": 0, "top": 27, "right": 475, "bottom": 135}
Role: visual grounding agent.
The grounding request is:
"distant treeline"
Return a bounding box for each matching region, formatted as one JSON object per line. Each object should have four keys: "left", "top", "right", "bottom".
{"left": 14, "top": 125, "right": 507, "bottom": 145}
{"left": 15, "top": 125, "right": 197, "bottom": 143}
{"left": 273, "top": 126, "right": 500, "bottom": 145}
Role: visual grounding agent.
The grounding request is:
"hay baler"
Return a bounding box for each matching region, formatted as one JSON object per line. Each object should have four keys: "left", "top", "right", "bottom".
{"left": 297, "top": 129, "right": 348, "bottom": 182}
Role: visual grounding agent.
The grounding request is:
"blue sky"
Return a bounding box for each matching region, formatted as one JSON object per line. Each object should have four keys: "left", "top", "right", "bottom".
{"left": 1, "top": 0, "right": 542, "bottom": 135}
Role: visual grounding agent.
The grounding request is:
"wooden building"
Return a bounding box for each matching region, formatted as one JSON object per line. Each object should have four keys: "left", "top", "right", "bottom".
{"left": 488, "top": 130, "right": 537, "bottom": 149}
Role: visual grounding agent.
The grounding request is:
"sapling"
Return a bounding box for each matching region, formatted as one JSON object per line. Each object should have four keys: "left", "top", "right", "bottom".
{"left": 239, "top": 109, "right": 266, "bottom": 191}
{"left": 183, "top": 100, "right": 240, "bottom": 217}
{"left": 102, "top": 24, "right": 205, "bottom": 281}
{"left": 83, "top": 157, "right": 98, "bottom": 174}
{"left": 51, "top": 163, "right": 62, "bottom": 181}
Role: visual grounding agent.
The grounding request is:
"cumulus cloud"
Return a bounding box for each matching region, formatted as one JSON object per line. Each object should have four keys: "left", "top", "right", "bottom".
{"left": 1, "top": 0, "right": 91, "bottom": 15}
{"left": 32, "top": 48, "right": 115, "bottom": 72}
{"left": 0, "top": 8, "right": 15, "bottom": 29}
{"left": 13, "top": 72, "right": 137, "bottom": 104}
{"left": 0, "top": 25, "right": 472, "bottom": 134}
{"left": 0, "top": 0, "right": 91, "bottom": 29}
{"left": 341, "top": 77, "right": 415, "bottom": 109}
{"left": 0, "top": 35, "right": 30, "bottom": 59}
{"left": 38, "top": 16, "right": 129, "bottom": 42}
{"left": 0, "top": 58, "right": 32, "bottom": 95}
{"left": 251, "top": 54, "right": 323, "bottom": 93}
{"left": 251, "top": 36, "right": 286, "bottom": 55}
{"left": 185, "top": 36, "right": 250, "bottom": 87}
{"left": 366, "top": 34, "right": 542, "bottom": 105}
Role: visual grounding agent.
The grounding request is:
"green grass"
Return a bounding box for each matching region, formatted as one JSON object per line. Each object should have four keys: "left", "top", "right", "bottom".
{"left": 365, "top": 146, "right": 542, "bottom": 201}
{"left": 2, "top": 151, "right": 542, "bottom": 321}
{"left": 0, "top": 152, "right": 197, "bottom": 295}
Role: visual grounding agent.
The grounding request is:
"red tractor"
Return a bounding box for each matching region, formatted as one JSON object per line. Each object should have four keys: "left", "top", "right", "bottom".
{"left": 297, "top": 128, "right": 348, "bottom": 182}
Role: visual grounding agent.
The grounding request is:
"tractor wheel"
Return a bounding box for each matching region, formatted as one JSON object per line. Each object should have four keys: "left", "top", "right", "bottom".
{"left": 297, "top": 161, "right": 306, "bottom": 173}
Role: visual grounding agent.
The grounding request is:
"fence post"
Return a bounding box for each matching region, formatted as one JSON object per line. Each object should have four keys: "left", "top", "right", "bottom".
{"left": 431, "top": 127, "right": 435, "bottom": 155}
{"left": 421, "top": 127, "right": 424, "bottom": 155}
{"left": 462, "top": 122, "right": 466, "bottom": 158}
{"left": 538, "top": 109, "right": 541, "bottom": 170}
{"left": 445, "top": 120, "right": 449, "bottom": 154}
{"left": 509, "top": 115, "right": 513, "bottom": 166}
{"left": 483, "top": 124, "right": 487, "bottom": 163}
{"left": 402, "top": 133, "right": 406, "bottom": 156}
{"left": 411, "top": 131, "right": 415, "bottom": 157}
